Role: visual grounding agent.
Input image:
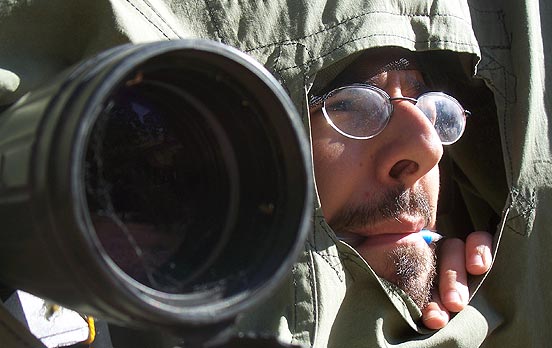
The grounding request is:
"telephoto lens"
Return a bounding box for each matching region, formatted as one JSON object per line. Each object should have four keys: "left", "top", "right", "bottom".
{"left": 0, "top": 40, "right": 312, "bottom": 339}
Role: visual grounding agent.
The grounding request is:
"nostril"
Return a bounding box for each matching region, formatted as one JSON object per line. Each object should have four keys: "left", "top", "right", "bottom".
{"left": 389, "top": 159, "right": 419, "bottom": 179}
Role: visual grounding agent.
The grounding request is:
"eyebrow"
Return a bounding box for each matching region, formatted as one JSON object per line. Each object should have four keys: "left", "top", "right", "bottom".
{"left": 308, "top": 72, "right": 428, "bottom": 107}
{"left": 365, "top": 71, "right": 428, "bottom": 94}
{"left": 402, "top": 74, "right": 428, "bottom": 93}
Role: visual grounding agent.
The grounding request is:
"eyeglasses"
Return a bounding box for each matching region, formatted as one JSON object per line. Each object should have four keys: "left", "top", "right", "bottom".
{"left": 311, "top": 84, "right": 471, "bottom": 145}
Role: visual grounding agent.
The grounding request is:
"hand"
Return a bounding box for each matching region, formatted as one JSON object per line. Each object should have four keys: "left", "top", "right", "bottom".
{"left": 421, "top": 231, "right": 493, "bottom": 329}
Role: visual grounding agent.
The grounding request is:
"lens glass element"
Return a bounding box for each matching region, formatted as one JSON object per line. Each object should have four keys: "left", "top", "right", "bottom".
{"left": 85, "top": 82, "right": 235, "bottom": 294}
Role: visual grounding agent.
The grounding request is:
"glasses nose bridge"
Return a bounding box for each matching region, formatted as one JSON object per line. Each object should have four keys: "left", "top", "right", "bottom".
{"left": 388, "top": 96, "right": 425, "bottom": 120}
{"left": 389, "top": 96, "right": 419, "bottom": 106}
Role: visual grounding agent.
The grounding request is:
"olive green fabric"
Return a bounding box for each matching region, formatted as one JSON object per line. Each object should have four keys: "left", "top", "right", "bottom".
{"left": 464, "top": 1, "right": 552, "bottom": 347}
{"left": 0, "top": 0, "right": 550, "bottom": 347}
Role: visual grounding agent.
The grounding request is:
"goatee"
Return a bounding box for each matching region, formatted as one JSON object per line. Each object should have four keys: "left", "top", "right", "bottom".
{"left": 388, "top": 244, "right": 436, "bottom": 309}
{"left": 329, "top": 185, "right": 436, "bottom": 308}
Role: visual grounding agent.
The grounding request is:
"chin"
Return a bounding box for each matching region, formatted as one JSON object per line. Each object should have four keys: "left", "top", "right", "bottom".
{"left": 361, "top": 243, "right": 436, "bottom": 309}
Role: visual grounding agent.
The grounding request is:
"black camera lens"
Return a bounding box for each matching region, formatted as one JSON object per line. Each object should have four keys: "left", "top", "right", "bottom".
{"left": 81, "top": 48, "right": 309, "bottom": 313}
{"left": 86, "top": 82, "right": 237, "bottom": 293}
{"left": 0, "top": 40, "right": 311, "bottom": 332}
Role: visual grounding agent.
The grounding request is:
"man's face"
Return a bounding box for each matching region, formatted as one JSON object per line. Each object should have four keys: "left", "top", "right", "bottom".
{"left": 310, "top": 55, "right": 444, "bottom": 307}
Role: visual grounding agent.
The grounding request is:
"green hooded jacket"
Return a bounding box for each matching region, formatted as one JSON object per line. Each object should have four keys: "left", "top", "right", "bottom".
{"left": 0, "top": 1, "right": 550, "bottom": 347}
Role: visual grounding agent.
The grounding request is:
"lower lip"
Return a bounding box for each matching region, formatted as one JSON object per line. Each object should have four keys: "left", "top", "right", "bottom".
{"left": 362, "top": 233, "right": 424, "bottom": 246}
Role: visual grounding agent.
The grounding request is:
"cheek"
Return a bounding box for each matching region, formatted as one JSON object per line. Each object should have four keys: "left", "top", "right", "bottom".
{"left": 312, "top": 138, "right": 346, "bottom": 216}
{"left": 310, "top": 115, "right": 352, "bottom": 219}
{"left": 311, "top": 139, "right": 374, "bottom": 220}
{"left": 421, "top": 166, "right": 440, "bottom": 220}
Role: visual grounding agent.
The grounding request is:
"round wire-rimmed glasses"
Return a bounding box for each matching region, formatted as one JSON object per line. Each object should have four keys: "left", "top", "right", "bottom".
{"left": 312, "top": 84, "right": 471, "bottom": 145}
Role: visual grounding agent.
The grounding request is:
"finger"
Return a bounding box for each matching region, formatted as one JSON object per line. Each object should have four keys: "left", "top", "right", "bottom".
{"left": 438, "top": 237, "right": 469, "bottom": 312}
{"left": 465, "top": 231, "right": 493, "bottom": 275}
{"left": 421, "top": 290, "right": 450, "bottom": 330}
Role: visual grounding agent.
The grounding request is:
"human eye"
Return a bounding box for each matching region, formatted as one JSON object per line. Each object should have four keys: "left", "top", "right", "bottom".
{"left": 325, "top": 96, "right": 353, "bottom": 113}
{"left": 321, "top": 86, "right": 391, "bottom": 139}
{"left": 325, "top": 92, "right": 364, "bottom": 114}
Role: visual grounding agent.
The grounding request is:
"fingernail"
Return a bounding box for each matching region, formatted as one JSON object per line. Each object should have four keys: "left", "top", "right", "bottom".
{"left": 470, "top": 253, "right": 485, "bottom": 268}
{"left": 423, "top": 309, "right": 442, "bottom": 321}
{"left": 445, "top": 290, "right": 463, "bottom": 305}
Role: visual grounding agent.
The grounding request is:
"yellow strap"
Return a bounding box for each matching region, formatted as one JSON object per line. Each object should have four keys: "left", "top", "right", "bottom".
{"left": 83, "top": 316, "right": 96, "bottom": 345}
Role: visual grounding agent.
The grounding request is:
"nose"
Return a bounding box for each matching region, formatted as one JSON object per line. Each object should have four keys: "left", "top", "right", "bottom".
{"left": 373, "top": 100, "right": 443, "bottom": 187}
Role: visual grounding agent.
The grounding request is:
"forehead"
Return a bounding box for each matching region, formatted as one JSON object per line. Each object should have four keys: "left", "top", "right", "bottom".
{"left": 360, "top": 69, "right": 426, "bottom": 90}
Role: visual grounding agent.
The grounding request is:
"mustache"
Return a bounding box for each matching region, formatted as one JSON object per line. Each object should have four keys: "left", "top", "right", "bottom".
{"left": 329, "top": 186, "right": 432, "bottom": 233}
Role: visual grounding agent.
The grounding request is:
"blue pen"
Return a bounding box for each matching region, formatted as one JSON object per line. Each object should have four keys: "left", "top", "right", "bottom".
{"left": 339, "top": 230, "right": 442, "bottom": 246}
{"left": 420, "top": 229, "right": 443, "bottom": 245}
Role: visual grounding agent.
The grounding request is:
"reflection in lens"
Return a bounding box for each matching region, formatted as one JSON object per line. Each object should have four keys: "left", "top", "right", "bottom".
{"left": 324, "top": 87, "right": 391, "bottom": 139}
{"left": 417, "top": 93, "right": 466, "bottom": 144}
{"left": 84, "top": 82, "right": 235, "bottom": 294}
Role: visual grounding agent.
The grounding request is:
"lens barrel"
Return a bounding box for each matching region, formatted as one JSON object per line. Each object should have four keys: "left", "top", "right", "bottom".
{"left": 0, "top": 40, "right": 311, "bottom": 334}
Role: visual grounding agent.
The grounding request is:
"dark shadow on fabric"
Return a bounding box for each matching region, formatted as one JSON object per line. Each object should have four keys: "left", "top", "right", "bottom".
{"left": 419, "top": 51, "right": 508, "bottom": 239}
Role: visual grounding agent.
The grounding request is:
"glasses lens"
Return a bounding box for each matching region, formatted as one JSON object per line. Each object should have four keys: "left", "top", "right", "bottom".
{"left": 416, "top": 93, "right": 466, "bottom": 144}
{"left": 323, "top": 86, "right": 391, "bottom": 139}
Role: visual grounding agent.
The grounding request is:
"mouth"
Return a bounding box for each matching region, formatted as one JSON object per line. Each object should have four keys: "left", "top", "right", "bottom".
{"left": 336, "top": 216, "right": 430, "bottom": 248}
{"left": 339, "top": 232, "right": 420, "bottom": 247}
{"left": 353, "top": 213, "right": 426, "bottom": 233}
{"left": 363, "top": 232, "right": 425, "bottom": 246}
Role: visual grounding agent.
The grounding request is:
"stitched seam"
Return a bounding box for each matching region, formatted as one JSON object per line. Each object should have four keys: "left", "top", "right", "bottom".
{"left": 502, "top": 79, "right": 514, "bottom": 182}
{"left": 470, "top": 6, "right": 512, "bottom": 49}
{"left": 505, "top": 188, "right": 535, "bottom": 236}
{"left": 478, "top": 51, "right": 512, "bottom": 100}
{"left": 125, "top": 0, "right": 170, "bottom": 39}
{"left": 478, "top": 47, "right": 516, "bottom": 184}
{"left": 471, "top": 7, "right": 532, "bottom": 237}
{"left": 141, "top": 0, "right": 182, "bottom": 38}
{"left": 270, "top": 46, "right": 283, "bottom": 71}
{"left": 291, "top": 263, "right": 299, "bottom": 344}
{"left": 251, "top": 41, "right": 316, "bottom": 73}
{"left": 313, "top": 211, "right": 361, "bottom": 282}
{"left": 307, "top": 241, "right": 344, "bottom": 282}
{"left": 312, "top": 214, "right": 376, "bottom": 283}
{"left": 533, "top": 159, "right": 552, "bottom": 165}
{"left": 290, "top": 206, "right": 317, "bottom": 346}
{"left": 300, "top": 70, "right": 308, "bottom": 111}
{"left": 246, "top": 10, "right": 472, "bottom": 53}
{"left": 504, "top": 190, "right": 518, "bottom": 234}
{"left": 312, "top": 215, "right": 346, "bottom": 281}
{"left": 289, "top": 261, "right": 318, "bottom": 346}
{"left": 272, "top": 33, "right": 477, "bottom": 74}
{"left": 336, "top": 251, "right": 366, "bottom": 282}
